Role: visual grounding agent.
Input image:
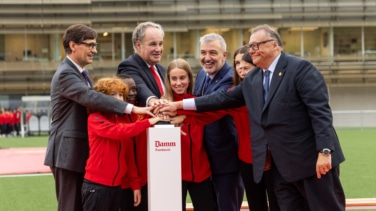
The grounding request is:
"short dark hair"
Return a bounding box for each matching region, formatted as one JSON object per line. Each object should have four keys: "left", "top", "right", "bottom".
{"left": 63, "top": 24, "right": 97, "bottom": 54}
{"left": 117, "top": 73, "right": 133, "bottom": 80}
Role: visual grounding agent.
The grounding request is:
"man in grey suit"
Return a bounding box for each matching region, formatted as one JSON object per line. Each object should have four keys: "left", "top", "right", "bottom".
{"left": 161, "top": 24, "right": 345, "bottom": 211}
{"left": 44, "top": 24, "right": 153, "bottom": 211}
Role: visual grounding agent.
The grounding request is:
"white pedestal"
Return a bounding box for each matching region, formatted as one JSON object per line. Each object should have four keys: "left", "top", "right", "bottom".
{"left": 147, "top": 124, "right": 182, "bottom": 211}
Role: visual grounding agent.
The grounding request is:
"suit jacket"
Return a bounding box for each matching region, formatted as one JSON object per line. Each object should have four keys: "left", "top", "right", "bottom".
{"left": 117, "top": 53, "right": 166, "bottom": 106}
{"left": 193, "top": 62, "right": 240, "bottom": 174}
{"left": 194, "top": 52, "right": 345, "bottom": 183}
{"left": 44, "top": 58, "right": 128, "bottom": 173}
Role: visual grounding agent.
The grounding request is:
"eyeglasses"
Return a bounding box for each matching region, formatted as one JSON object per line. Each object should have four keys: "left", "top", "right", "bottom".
{"left": 248, "top": 39, "right": 275, "bottom": 51}
{"left": 79, "top": 41, "right": 98, "bottom": 50}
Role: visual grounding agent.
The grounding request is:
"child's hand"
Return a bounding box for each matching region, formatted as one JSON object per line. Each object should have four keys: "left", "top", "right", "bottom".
{"left": 170, "top": 115, "right": 186, "bottom": 126}
{"left": 148, "top": 116, "right": 163, "bottom": 125}
{"left": 133, "top": 189, "right": 141, "bottom": 207}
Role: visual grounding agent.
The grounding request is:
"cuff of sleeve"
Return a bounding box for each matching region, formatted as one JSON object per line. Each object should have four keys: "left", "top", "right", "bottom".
{"left": 182, "top": 99, "right": 197, "bottom": 110}
{"left": 125, "top": 104, "right": 133, "bottom": 114}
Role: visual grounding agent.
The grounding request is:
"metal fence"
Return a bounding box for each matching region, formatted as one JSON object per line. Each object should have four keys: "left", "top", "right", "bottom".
{"left": 333, "top": 110, "right": 376, "bottom": 128}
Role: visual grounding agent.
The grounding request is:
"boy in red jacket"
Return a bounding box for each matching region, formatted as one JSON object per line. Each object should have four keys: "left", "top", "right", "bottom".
{"left": 118, "top": 74, "right": 149, "bottom": 211}
{"left": 81, "top": 77, "right": 162, "bottom": 211}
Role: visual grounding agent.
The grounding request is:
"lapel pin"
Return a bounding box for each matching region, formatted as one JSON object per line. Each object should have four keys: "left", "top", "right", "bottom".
{"left": 278, "top": 72, "right": 282, "bottom": 76}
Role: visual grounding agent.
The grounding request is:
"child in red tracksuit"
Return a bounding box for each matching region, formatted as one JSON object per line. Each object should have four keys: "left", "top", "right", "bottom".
{"left": 163, "top": 59, "right": 217, "bottom": 211}
{"left": 82, "top": 77, "right": 162, "bottom": 211}
{"left": 118, "top": 74, "right": 149, "bottom": 211}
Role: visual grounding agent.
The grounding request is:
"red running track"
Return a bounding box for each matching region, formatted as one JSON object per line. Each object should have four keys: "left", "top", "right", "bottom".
{"left": 0, "top": 147, "right": 50, "bottom": 175}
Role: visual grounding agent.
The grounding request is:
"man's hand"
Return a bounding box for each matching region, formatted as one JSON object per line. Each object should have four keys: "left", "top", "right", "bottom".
{"left": 316, "top": 153, "right": 332, "bottom": 179}
{"left": 132, "top": 106, "right": 156, "bottom": 117}
{"left": 148, "top": 98, "right": 169, "bottom": 114}
{"left": 160, "top": 101, "right": 183, "bottom": 114}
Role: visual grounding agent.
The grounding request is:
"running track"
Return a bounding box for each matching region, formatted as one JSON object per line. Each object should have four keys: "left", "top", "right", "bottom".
{"left": 0, "top": 147, "right": 50, "bottom": 175}
{"left": 1, "top": 147, "right": 375, "bottom": 210}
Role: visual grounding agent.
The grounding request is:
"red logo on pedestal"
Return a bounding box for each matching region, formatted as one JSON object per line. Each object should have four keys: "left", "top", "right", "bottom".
{"left": 154, "top": 141, "right": 176, "bottom": 151}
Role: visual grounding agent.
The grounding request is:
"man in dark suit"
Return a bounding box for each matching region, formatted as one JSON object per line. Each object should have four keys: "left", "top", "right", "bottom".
{"left": 117, "top": 21, "right": 166, "bottom": 106}
{"left": 161, "top": 24, "right": 346, "bottom": 211}
{"left": 116, "top": 21, "right": 165, "bottom": 211}
{"left": 44, "top": 24, "right": 153, "bottom": 211}
{"left": 193, "top": 33, "right": 244, "bottom": 211}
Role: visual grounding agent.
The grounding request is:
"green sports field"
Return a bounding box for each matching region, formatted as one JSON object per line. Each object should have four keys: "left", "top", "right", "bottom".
{"left": 0, "top": 127, "right": 375, "bottom": 211}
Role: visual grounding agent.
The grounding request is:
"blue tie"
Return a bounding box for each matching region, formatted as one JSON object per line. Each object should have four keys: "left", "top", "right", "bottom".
{"left": 263, "top": 70, "right": 270, "bottom": 103}
{"left": 202, "top": 76, "right": 211, "bottom": 95}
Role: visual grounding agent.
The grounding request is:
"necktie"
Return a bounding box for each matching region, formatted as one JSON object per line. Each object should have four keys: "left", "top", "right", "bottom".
{"left": 82, "top": 70, "right": 90, "bottom": 86}
{"left": 263, "top": 70, "right": 271, "bottom": 103}
{"left": 202, "top": 76, "right": 211, "bottom": 95}
{"left": 150, "top": 66, "right": 164, "bottom": 96}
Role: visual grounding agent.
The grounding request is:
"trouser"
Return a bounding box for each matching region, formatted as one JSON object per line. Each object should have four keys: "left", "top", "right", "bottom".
{"left": 274, "top": 165, "right": 345, "bottom": 211}
{"left": 81, "top": 179, "right": 121, "bottom": 211}
{"left": 212, "top": 171, "right": 244, "bottom": 211}
{"left": 51, "top": 167, "right": 84, "bottom": 211}
{"left": 239, "top": 161, "right": 269, "bottom": 211}
{"left": 182, "top": 178, "right": 217, "bottom": 211}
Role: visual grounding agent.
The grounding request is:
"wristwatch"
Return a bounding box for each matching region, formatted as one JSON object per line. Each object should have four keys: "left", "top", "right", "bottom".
{"left": 320, "top": 148, "right": 331, "bottom": 156}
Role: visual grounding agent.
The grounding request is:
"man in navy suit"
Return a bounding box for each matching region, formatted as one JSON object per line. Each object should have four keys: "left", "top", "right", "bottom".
{"left": 117, "top": 21, "right": 166, "bottom": 106}
{"left": 117, "top": 21, "right": 166, "bottom": 211}
{"left": 161, "top": 25, "right": 345, "bottom": 211}
{"left": 194, "top": 33, "right": 244, "bottom": 211}
{"left": 44, "top": 24, "right": 153, "bottom": 211}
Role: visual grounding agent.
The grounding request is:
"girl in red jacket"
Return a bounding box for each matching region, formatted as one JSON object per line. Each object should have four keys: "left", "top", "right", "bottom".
{"left": 82, "top": 77, "right": 162, "bottom": 211}
{"left": 163, "top": 59, "right": 217, "bottom": 211}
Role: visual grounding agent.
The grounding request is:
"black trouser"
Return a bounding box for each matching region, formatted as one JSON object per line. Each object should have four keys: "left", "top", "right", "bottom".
{"left": 182, "top": 178, "right": 217, "bottom": 211}
{"left": 14, "top": 123, "right": 20, "bottom": 136}
{"left": 81, "top": 179, "right": 121, "bottom": 211}
{"left": 239, "top": 161, "right": 269, "bottom": 211}
{"left": 273, "top": 165, "right": 345, "bottom": 211}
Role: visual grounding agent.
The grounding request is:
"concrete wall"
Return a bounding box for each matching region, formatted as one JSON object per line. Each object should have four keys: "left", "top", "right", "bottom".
{"left": 328, "top": 86, "right": 376, "bottom": 127}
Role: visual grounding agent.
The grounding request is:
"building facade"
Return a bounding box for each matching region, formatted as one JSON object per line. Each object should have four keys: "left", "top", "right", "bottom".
{"left": 1, "top": 0, "right": 376, "bottom": 114}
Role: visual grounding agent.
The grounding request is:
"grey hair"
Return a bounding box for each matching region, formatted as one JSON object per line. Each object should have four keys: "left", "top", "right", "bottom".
{"left": 251, "top": 24, "right": 283, "bottom": 47}
{"left": 132, "top": 21, "right": 164, "bottom": 53}
{"left": 199, "top": 33, "right": 227, "bottom": 52}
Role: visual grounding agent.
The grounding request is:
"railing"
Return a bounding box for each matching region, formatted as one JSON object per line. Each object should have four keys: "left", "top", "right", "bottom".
{"left": 1, "top": 55, "right": 376, "bottom": 94}
{"left": 333, "top": 110, "right": 376, "bottom": 128}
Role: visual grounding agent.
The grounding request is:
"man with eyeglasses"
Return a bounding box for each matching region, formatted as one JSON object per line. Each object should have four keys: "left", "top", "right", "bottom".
{"left": 161, "top": 24, "right": 345, "bottom": 211}
{"left": 44, "top": 24, "right": 155, "bottom": 211}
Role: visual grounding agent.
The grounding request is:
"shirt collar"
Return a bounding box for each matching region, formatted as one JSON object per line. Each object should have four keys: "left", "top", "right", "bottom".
{"left": 264, "top": 53, "right": 281, "bottom": 74}
{"left": 66, "top": 56, "right": 85, "bottom": 73}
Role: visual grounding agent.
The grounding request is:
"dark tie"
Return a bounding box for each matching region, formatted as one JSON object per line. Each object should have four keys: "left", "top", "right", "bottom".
{"left": 82, "top": 70, "right": 90, "bottom": 86}
{"left": 202, "top": 76, "right": 211, "bottom": 95}
{"left": 150, "top": 66, "right": 164, "bottom": 96}
{"left": 263, "top": 70, "right": 271, "bottom": 103}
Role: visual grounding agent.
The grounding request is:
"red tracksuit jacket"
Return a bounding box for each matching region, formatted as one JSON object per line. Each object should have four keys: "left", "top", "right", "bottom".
{"left": 174, "top": 93, "right": 212, "bottom": 183}
{"left": 180, "top": 106, "right": 253, "bottom": 164}
{"left": 85, "top": 112, "right": 149, "bottom": 188}
{"left": 121, "top": 113, "right": 148, "bottom": 189}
